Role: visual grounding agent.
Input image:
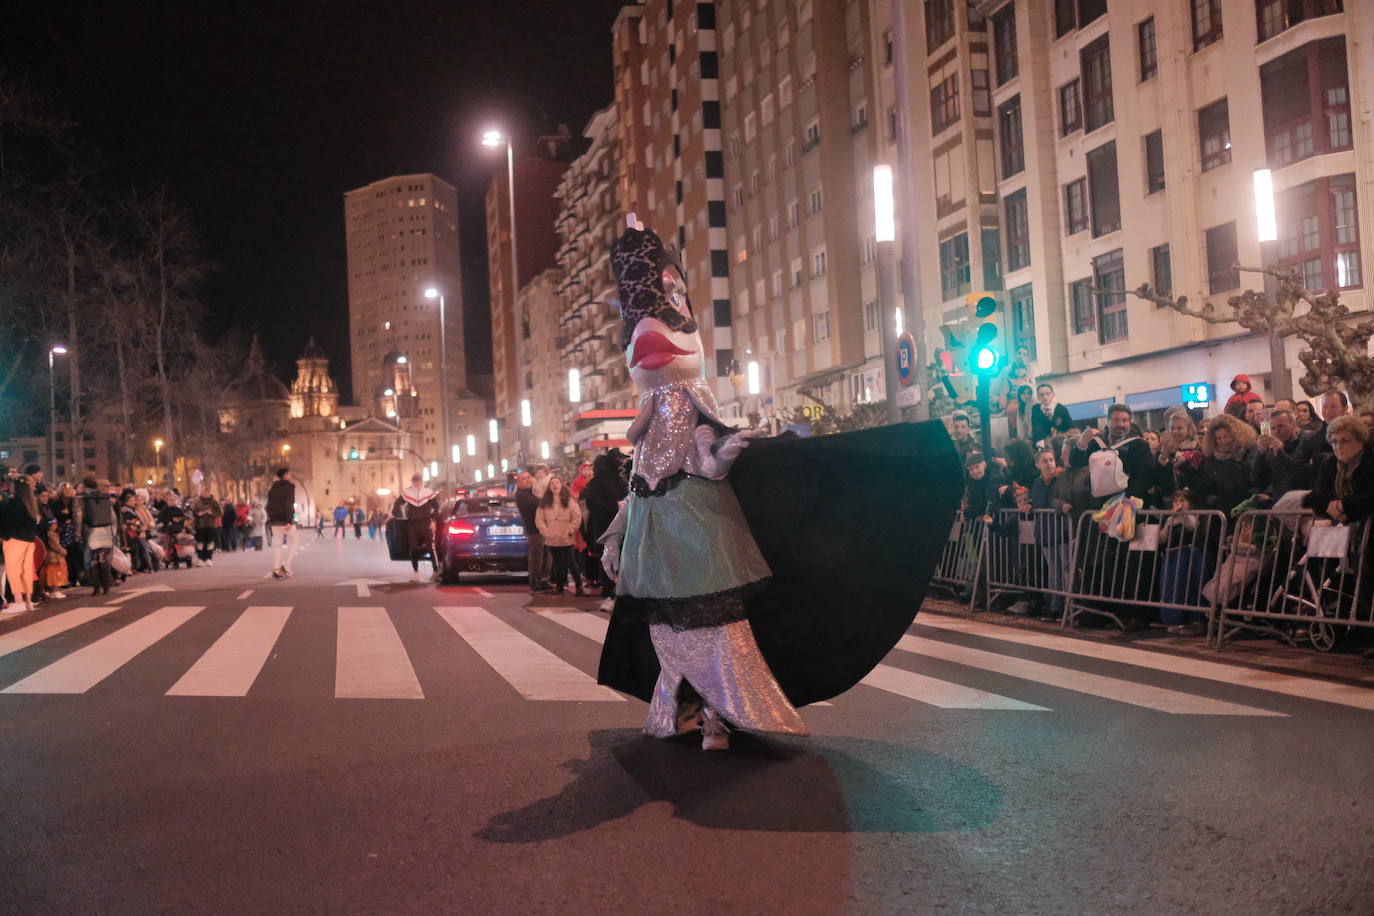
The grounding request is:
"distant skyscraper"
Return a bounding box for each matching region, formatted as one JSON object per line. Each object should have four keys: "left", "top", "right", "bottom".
{"left": 343, "top": 173, "right": 463, "bottom": 461}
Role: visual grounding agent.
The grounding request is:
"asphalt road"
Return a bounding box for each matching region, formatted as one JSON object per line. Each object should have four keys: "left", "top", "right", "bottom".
{"left": 2, "top": 532, "right": 1371, "bottom": 915}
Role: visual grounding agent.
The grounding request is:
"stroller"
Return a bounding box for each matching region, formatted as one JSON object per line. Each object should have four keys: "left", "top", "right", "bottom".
{"left": 171, "top": 531, "right": 197, "bottom": 569}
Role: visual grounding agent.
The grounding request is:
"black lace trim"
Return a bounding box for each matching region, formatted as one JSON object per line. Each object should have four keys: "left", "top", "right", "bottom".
{"left": 613, "top": 577, "right": 772, "bottom": 630}
{"left": 630, "top": 470, "right": 693, "bottom": 498}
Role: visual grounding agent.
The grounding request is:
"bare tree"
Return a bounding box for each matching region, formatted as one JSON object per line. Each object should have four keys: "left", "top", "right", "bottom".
{"left": 1126, "top": 265, "right": 1374, "bottom": 411}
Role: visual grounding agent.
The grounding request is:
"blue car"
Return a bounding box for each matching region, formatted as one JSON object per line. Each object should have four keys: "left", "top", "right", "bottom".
{"left": 440, "top": 496, "right": 529, "bottom": 582}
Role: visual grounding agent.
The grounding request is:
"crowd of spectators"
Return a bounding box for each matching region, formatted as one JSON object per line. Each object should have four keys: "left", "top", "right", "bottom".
{"left": 951, "top": 374, "right": 1374, "bottom": 641}
{"left": 0, "top": 470, "right": 268, "bottom": 613}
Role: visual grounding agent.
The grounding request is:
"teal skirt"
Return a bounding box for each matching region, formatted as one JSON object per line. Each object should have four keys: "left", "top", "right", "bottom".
{"left": 617, "top": 476, "right": 771, "bottom": 627}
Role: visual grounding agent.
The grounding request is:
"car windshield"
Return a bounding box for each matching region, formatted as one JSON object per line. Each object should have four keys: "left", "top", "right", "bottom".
{"left": 453, "top": 498, "right": 517, "bottom": 518}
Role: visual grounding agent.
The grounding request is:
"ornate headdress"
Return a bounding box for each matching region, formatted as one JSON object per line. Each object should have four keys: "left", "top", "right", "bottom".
{"left": 609, "top": 225, "right": 698, "bottom": 348}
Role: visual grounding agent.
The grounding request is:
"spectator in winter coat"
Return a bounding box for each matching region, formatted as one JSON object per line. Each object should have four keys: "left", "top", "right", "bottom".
{"left": 535, "top": 476, "right": 583, "bottom": 596}
{"left": 514, "top": 473, "right": 549, "bottom": 592}
{"left": 582, "top": 454, "right": 629, "bottom": 607}
{"left": 1224, "top": 374, "right": 1264, "bottom": 419}
{"left": 192, "top": 490, "right": 222, "bottom": 565}
{"left": 1294, "top": 400, "right": 1321, "bottom": 432}
{"left": 949, "top": 413, "right": 978, "bottom": 462}
{"left": 1255, "top": 408, "right": 1313, "bottom": 499}
{"left": 1184, "top": 413, "right": 1260, "bottom": 517}
{"left": 1030, "top": 383, "right": 1075, "bottom": 444}
{"left": 1069, "top": 404, "right": 1154, "bottom": 506}
{"left": 1293, "top": 389, "right": 1351, "bottom": 467}
{"left": 0, "top": 466, "right": 41, "bottom": 612}
{"left": 1153, "top": 405, "right": 1204, "bottom": 507}
{"left": 1303, "top": 415, "right": 1374, "bottom": 524}
{"left": 961, "top": 452, "right": 1004, "bottom": 522}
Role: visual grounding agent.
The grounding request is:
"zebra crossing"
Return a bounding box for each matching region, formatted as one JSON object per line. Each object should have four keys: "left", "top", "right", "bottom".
{"left": 0, "top": 602, "right": 1358, "bottom": 716}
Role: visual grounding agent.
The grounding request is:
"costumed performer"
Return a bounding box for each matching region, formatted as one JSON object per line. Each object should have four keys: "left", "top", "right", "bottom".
{"left": 598, "top": 219, "right": 806, "bottom": 751}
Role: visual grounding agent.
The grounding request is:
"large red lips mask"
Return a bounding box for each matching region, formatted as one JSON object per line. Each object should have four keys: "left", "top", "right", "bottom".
{"left": 629, "top": 331, "right": 695, "bottom": 370}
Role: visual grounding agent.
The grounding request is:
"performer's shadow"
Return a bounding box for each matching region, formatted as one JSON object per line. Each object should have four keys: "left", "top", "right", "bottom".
{"left": 476, "top": 728, "right": 1001, "bottom": 842}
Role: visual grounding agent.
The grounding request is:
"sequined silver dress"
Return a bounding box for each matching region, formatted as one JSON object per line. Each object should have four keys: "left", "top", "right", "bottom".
{"left": 614, "top": 378, "right": 806, "bottom": 739}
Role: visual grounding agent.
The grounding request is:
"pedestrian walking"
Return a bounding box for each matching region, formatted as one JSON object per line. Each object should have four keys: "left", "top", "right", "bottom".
{"left": 0, "top": 465, "right": 41, "bottom": 612}
{"left": 221, "top": 498, "right": 238, "bottom": 552}
{"left": 390, "top": 474, "right": 439, "bottom": 582}
{"left": 352, "top": 504, "right": 364, "bottom": 539}
{"left": 333, "top": 502, "right": 348, "bottom": 539}
{"left": 248, "top": 502, "right": 267, "bottom": 550}
{"left": 267, "top": 468, "right": 299, "bottom": 578}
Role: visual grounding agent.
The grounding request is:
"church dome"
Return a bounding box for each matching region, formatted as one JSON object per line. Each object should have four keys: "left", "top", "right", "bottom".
{"left": 299, "top": 336, "right": 328, "bottom": 361}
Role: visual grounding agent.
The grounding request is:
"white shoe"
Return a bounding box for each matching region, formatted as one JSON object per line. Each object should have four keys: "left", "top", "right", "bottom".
{"left": 23, "top": 598, "right": 36, "bottom": 613}
{"left": 205, "top": 559, "right": 213, "bottom": 567}
{"left": 701, "top": 709, "right": 731, "bottom": 751}
{"left": 1, "top": 604, "right": 25, "bottom": 615}
{"left": 282, "top": 567, "right": 294, "bottom": 578}
{"left": 410, "top": 570, "right": 421, "bottom": 583}
{"left": 48, "top": 590, "right": 67, "bottom": 599}
{"left": 598, "top": 598, "right": 614, "bottom": 612}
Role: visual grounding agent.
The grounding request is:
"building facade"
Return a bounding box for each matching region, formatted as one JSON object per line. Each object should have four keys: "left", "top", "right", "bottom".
{"left": 485, "top": 132, "right": 573, "bottom": 440}
{"left": 870, "top": 0, "right": 1370, "bottom": 424}
{"left": 343, "top": 173, "right": 464, "bottom": 463}
{"left": 554, "top": 106, "right": 638, "bottom": 456}
{"left": 611, "top": 0, "right": 736, "bottom": 408}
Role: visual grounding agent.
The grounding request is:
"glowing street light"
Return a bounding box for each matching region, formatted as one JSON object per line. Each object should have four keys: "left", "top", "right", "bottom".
{"left": 488, "top": 418, "right": 499, "bottom": 443}
{"left": 474, "top": 469, "right": 483, "bottom": 483}
{"left": 429, "top": 460, "right": 439, "bottom": 478}
{"left": 568, "top": 367, "right": 581, "bottom": 403}
{"left": 873, "top": 164, "right": 896, "bottom": 243}
{"left": 466, "top": 434, "right": 476, "bottom": 456}
{"left": 1254, "top": 168, "right": 1277, "bottom": 243}
{"left": 539, "top": 441, "right": 550, "bottom": 460}
{"left": 746, "top": 360, "right": 761, "bottom": 395}
{"left": 451, "top": 444, "right": 462, "bottom": 463}
{"left": 500, "top": 458, "right": 509, "bottom": 474}
{"left": 520, "top": 398, "right": 532, "bottom": 427}
{"left": 486, "top": 463, "right": 495, "bottom": 479}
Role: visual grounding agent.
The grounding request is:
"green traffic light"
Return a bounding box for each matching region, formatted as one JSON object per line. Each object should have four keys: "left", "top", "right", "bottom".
{"left": 975, "top": 348, "right": 997, "bottom": 371}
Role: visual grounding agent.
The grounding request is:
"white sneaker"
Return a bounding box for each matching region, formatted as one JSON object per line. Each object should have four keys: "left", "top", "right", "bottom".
{"left": 701, "top": 709, "right": 731, "bottom": 751}
{"left": 1, "top": 604, "right": 25, "bottom": 615}
{"left": 49, "top": 590, "right": 67, "bottom": 599}
{"left": 598, "top": 598, "right": 614, "bottom": 612}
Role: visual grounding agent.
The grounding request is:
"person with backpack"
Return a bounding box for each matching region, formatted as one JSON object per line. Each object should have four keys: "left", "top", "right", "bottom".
{"left": 1069, "top": 404, "right": 1154, "bottom": 507}
{"left": 79, "top": 476, "right": 119, "bottom": 596}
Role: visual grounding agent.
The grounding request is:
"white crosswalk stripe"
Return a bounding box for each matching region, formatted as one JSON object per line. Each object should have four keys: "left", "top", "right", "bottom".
{"left": 167, "top": 607, "right": 292, "bottom": 697}
{"left": 438, "top": 606, "right": 621, "bottom": 702}
{"left": 3, "top": 606, "right": 204, "bottom": 694}
{"left": 0, "top": 605, "right": 1361, "bottom": 714}
{"left": 895, "top": 635, "right": 1286, "bottom": 716}
{"left": 860, "top": 664, "right": 1048, "bottom": 711}
{"left": 0, "top": 606, "right": 123, "bottom": 660}
{"left": 917, "top": 614, "right": 1374, "bottom": 713}
{"left": 335, "top": 607, "right": 423, "bottom": 699}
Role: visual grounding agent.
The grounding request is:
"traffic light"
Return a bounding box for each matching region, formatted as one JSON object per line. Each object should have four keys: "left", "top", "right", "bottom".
{"left": 970, "top": 321, "right": 1003, "bottom": 377}
{"left": 966, "top": 291, "right": 998, "bottom": 319}
{"left": 347, "top": 447, "right": 359, "bottom": 460}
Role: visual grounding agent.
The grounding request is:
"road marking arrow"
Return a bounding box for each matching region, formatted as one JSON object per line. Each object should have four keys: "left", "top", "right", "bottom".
{"left": 105, "top": 584, "right": 175, "bottom": 605}
{"left": 338, "top": 579, "right": 386, "bottom": 598}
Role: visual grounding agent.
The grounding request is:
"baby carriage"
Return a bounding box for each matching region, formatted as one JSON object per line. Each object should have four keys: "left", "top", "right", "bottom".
{"left": 172, "top": 532, "right": 197, "bottom": 569}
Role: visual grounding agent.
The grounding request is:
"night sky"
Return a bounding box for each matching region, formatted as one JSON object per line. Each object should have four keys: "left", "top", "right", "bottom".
{"left": 0, "top": 0, "right": 628, "bottom": 394}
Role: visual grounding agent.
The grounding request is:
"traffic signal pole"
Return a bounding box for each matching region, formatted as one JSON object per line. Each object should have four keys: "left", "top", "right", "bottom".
{"left": 877, "top": 237, "right": 902, "bottom": 426}
{"left": 976, "top": 375, "right": 993, "bottom": 461}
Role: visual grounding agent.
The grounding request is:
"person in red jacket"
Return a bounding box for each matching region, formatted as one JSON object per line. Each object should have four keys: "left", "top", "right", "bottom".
{"left": 1224, "top": 374, "right": 1264, "bottom": 419}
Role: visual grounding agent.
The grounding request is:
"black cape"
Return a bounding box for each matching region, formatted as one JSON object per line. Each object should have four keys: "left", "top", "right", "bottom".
{"left": 597, "top": 420, "right": 964, "bottom": 707}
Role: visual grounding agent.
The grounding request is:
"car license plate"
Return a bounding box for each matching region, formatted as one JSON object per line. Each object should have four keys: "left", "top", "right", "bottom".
{"left": 488, "top": 526, "right": 523, "bottom": 537}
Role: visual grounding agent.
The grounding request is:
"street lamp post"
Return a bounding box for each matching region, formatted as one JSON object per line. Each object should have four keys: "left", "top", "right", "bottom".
{"left": 874, "top": 165, "right": 902, "bottom": 425}
{"left": 47, "top": 345, "right": 68, "bottom": 481}
{"left": 424, "top": 287, "right": 453, "bottom": 489}
{"left": 483, "top": 128, "right": 523, "bottom": 465}
{"left": 154, "top": 438, "right": 164, "bottom": 486}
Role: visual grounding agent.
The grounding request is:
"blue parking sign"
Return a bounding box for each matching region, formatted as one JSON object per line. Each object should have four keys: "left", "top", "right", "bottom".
{"left": 896, "top": 333, "right": 915, "bottom": 384}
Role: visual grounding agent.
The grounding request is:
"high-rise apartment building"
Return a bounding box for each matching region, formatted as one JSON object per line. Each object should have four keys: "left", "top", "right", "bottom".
{"left": 343, "top": 174, "right": 464, "bottom": 459}
{"left": 484, "top": 133, "right": 572, "bottom": 439}
{"left": 611, "top": 0, "right": 735, "bottom": 407}
{"left": 553, "top": 106, "right": 638, "bottom": 455}
{"left": 717, "top": 0, "right": 891, "bottom": 420}
{"left": 871, "top": 0, "right": 1370, "bottom": 424}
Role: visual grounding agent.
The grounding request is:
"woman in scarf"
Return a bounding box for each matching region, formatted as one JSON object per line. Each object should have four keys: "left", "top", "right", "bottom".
{"left": 1303, "top": 415, "right": 1374, "bottom": 524}
{"left": 1186, "top": 413, "right": 1260, "bottom": 517}
{"left": 1153, "top": 406, "right": 1204, "bottom": 507}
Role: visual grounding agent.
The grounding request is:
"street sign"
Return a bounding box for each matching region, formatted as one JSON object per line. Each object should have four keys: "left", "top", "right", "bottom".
{"left": 895, "top": 385, "right": 921, "bottom": 408}
{"left": 896, "top": 332, "right": 916, "bottom": 386}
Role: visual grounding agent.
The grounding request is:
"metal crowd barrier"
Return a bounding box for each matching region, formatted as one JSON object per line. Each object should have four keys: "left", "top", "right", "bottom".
{"left": 983, "top": 508, "right": 1076, "bottom": 618}
{"left": 1213, "top": 511, "right": 1372, "bottom": 652}
{"left": 1062, "top": 509, "right": 1229, "bottom": 638}
{"left": 932, "top": 512, "right": 986, "bottom": 615}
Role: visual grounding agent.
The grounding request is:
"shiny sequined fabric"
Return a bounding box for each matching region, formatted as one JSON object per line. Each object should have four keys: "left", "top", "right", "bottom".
{"left": 643, "top": 620, "right": 807, "bottom": 739}
{"left": 628, "top": 378, "right": 733, "bottom": 490}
